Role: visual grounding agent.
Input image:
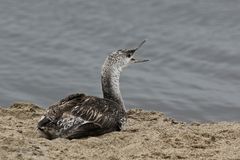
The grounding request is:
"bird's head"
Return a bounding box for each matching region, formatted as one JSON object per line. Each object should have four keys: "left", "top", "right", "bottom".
{"left": 103, "top": 40, "right": 149, "bottom": 72}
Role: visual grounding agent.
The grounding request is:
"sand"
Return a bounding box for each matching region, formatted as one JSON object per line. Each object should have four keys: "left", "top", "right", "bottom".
{"left": 0, "top": 102, "right": 240, "bottom": 160}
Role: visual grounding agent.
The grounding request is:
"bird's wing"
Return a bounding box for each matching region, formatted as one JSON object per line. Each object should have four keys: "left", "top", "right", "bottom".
{"left": 71, "top": 96, "right": 122, "bottom": 127}
{"left": 59, "top": 96, "right": 123, "bottom": 139}
{"left": 38, "top": 94, "right": 124, "bottom": 139}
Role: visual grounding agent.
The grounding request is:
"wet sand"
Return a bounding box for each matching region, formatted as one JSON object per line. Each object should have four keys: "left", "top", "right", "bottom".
{"left": 0, "top": 102, "right": 239, "bottom": 160}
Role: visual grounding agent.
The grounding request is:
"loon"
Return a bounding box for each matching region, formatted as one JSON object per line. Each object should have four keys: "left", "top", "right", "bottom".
{"left": 37, "top": 40, "right": 149, "bottom": 139}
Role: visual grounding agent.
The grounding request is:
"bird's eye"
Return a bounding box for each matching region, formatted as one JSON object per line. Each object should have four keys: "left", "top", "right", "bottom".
{"left": 126, "top": 53, "right": 131, "bottom": 58}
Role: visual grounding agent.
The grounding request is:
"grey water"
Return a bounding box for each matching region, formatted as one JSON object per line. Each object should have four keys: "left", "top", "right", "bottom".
{"left": 0, "top": 0, "right": 240, "bottom": 122}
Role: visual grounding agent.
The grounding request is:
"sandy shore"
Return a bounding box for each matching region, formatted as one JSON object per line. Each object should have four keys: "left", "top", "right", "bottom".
{"left": 0, "top": 102, "right": 239, "bottom": 160}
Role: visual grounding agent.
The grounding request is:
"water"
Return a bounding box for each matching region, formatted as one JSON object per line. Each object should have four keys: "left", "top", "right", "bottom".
{"left": 1, "top": 0, "right": 240, "bottom": 122}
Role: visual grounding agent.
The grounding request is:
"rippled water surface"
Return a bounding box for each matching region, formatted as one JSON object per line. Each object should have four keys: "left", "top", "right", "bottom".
{"left": 1, "top": 0, "right": 240, "bottom": 121}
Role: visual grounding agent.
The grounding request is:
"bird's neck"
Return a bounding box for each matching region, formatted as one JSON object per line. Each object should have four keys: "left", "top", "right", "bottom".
{"left": 101, "top": 66, "right": 125, "bottom": 111}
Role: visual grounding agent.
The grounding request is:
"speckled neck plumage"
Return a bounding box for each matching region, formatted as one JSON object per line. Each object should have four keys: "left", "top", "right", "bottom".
{"left": 101, "top": 61, "right": 125, "bottom": 112}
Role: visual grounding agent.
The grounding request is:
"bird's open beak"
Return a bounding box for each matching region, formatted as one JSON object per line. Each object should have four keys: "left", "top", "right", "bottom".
{"left": 128, "top": 40, "right": 150, "bottom": 63}
{"left": 130, "top": 58, "right": 149, "bottom": 63}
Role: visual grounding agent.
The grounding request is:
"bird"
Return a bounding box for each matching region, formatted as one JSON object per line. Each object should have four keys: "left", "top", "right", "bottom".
{"left": 37, "top": 40, "right": 149, "bottom": 139}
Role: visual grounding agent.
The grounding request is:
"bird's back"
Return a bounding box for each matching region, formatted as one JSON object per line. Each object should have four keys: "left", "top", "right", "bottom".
{"left": 37, "top": 93, "right": 126, "bottom": 139}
